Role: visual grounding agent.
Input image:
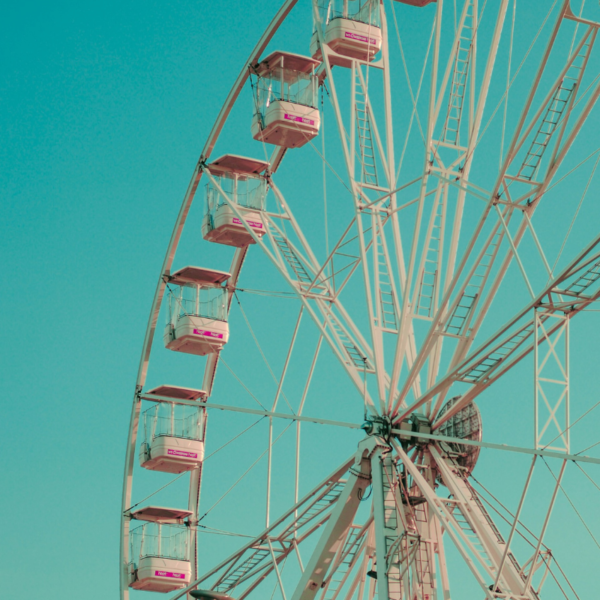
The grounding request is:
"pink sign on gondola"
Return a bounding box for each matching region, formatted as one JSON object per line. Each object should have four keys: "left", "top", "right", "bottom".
{"left": 233, "top": 217, "right": 264, "bottom": 228}
{"left": 284, "top": 114, "right": 315, "bottom": 126}
{"left": 168, "top": 449, "right": 198, "bottom": 458}
{"left": 154, "top": 571, "right": 185, "bottom": 579}
{"left": 344, "top": 31, "right": 377, "bottom": 45}
{"left": 193, "top": 329, "right": 224, "bottom": 339}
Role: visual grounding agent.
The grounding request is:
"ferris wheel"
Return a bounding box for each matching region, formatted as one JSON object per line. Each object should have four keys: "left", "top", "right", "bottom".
{"left": 120, "top": 1, "right": 600, "bottom": 599}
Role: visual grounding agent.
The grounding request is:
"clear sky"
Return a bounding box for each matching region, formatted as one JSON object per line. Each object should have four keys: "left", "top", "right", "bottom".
{"left": 2, "top": 1, "right": 600, "bottom": 599}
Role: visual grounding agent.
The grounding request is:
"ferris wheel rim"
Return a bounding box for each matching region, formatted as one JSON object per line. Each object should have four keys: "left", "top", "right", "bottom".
{"left": 120, "top": 3, "right": 303, "bottom": 598}
{"left": 121, "top": 1, "right": 600, "bottom": 599}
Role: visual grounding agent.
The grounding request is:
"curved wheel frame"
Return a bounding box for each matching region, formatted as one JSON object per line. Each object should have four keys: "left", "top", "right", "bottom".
{"left": 121, "top": 1, "right": 600, "bottom": 599}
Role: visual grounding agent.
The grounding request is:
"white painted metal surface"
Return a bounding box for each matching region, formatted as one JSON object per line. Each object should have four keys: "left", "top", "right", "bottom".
{"left": 252, "top": 101, "right": 321, "bottom": 148}
{"left": 252, "top": 51, "right": 320, "bottom": 148}
{"left": 164, "top": 315, "right": 229, "bottom": 356}
{"left": 140, "top": 436, "right": 205, "bottom": 473}
{"left": 131, "top": 557, "right": 192, "bottom": 592}
{"left": 203, "top": 204, "right": 265, "bottom": 247}
{"left": 121, "top": 1, "right": 600, "bottom": 599}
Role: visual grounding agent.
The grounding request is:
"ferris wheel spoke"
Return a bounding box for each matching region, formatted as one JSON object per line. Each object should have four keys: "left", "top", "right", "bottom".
{"left": 168, "top": 454, "right": 355, "bottom": 600}
{"left": 314, "top": 7, "right": 431, "bottom": 412}
{"left": 392, "top": 440, "right": 535, "bottom": 599}
{"left": 431, "top": 444, "right": 548, "bottom": 598}
{"left": 122, "top": 3, "right": 600, "bottom": 599}
{"left": 253, "top": 177, "right": 383, "bottom": 382}
{"left": 394, "top": 232, "right": 600, "bottom": 433}
{"left": 315, "top": 520, "right": 372, "bottom": 600}
{"left": 425, "top": 112, "right": 600, "bottom": 422}
{"left": 392, "top": 8, "right": 600, "bottom": 416}
{"left": 388, "top": 0, "right": 513, "bottom": 410}
{"left": 203, "top": 166, "right": 382, "bottom": 411}
{"left": 234, "top": 295, "right": 301, "bottom": 413}
{"left": 140, "top": 390, "right": 362, "bottom": 430}
{"left": 441, "top": 11, "right": 600, "bottom": 341}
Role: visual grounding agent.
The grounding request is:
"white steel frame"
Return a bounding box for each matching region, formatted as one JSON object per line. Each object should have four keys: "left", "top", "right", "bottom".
{"left": 121, "top": 2, "right": 600, "bottom": 600}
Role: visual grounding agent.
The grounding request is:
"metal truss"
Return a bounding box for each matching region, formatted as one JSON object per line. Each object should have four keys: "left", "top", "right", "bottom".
{"left": 202, "top": 167, "right": 380, "bottom": 410}
{"left": 384, "top": 0, "right": 514, "bottom": 414}
{"left": 395, "top": 232, "right": 600, "bottom": 435}
{"left": 390, "top": 1, "right": 600, "bottom": 418}
{"left": 170, "top": 455, "right": 355, "bottom": 600}
{"left": 173, "top": 433, "right": 570, "bottom": 600}
{"left": 534, "top": 311, "right": 570, "bottom": 453}
{"left": 121, "top": 2, "right": 600, "bottom": 600}
{"left": 119, "top": 1, "right": 305, "bottom": 595}
{"left": 311, "top": 0, "right": 426, "bottom": 412}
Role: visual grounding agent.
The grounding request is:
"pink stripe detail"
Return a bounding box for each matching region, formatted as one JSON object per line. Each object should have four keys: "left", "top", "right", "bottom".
{"left": 193, "top": 328, "right": 224, "bottom": 339}
{"left": 344, "top": 31, "right": 377, "bottom": 45}
{"left": 154, "top": 570, "right": 186, "bottom": 579}
{"left": 232, "top": 217, "right": 264, "bottom": 228}
{"left": 284, "top": 113, "right": 315, "bottom": 126}
{"left": 168, "top": 449, "right": 198, "bottom": 458}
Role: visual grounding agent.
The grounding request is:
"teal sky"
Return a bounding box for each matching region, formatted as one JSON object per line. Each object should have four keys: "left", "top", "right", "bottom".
{"left": 2, "top": 1, "right": 600, "bottom": 599}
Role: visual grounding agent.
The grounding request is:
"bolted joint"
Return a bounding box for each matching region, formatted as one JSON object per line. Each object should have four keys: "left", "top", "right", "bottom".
{"left": 410, "top": 413, "right": 432, "bottom": 446}
{"left": 394, "top": 412, "right": 432, "bottom": 448}
{"left": 361, "top": 416, "right": 392, "bottom": 441}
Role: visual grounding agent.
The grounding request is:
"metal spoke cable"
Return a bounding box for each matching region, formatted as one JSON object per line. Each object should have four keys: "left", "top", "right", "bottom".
{"left": 125, "top": 418, "right": 264, "bottom": 512}
{"left": 390, "top": 0, "right": 434, "bottom": 182}
{"left": 550, "top": 557, "right": 582, "bottom": 600}
{"left": 316, "top": 82, "right": 372, "bottom": 174}
{"left": 453, "top": 0, "right": 458, "bottom": 34}
{"left": 471, "top": 486, "right": 542, "bottom": 550}
{"left": 542, "top": 458, "right": 600, "bottom": 553}
{"left": 574, "top": 462, "right": 600, "bottom": 493}
{"left": 237, "top": 287, "right": 298, "bottom": 299}
{"left": 470, "top": 475, "right": 547, "bottom": 549}
{"left": 567, "top": 0, "right": 585, "bottom": 58}
{"left": 126, "top": 472, "right": 188, "bottom": 513}
{"left": 500, "top": 0, "right": 516, "bottom": 170}
{"left": 390, "top": 0, "right": 428, "bottom": 146}
{"left": 572, "top": 70, "right": 600, "bottom": 111}
{"left": 468, "top": 0, "right": 558, "bottom": 162}
{"left": 549, "top": 151, "right": 600, "bottom": 278}
{"left": 472, "top": 477, "right": 579, "bottom": 600}
{"left": 575, "top": 437, "right": 600, "bottom": 456}
{"left": 234, "top": 293, "right": 295, "bottom": 413}
{"left": 468, "top": 479, "right": 581, "bottom": 598}
{"left": 194, "top": 525, "right": 255, "bottom": 539}
{"left": 322, "top": 85, "right": 330, "bottom": 275}
{"left": 218, "top": 353, "right": 268, "bottom": 411}
{"left": 476, "top": 0, "right": 490, "bottom": 27}
{"left": 198, "top": 421, "right": 294, "bottom": 522}
{"left": 204, "top": 417, "right": 265, "bottom": 461}
{"left": 543, "top": 146, "right": 600, "bottom": 195}
{"left": 538, "top": 559, "right": 580, "bottom": 600}
{"left": 306, "top": 134, "right": 353, "bottom": 195}
{"left": 395, "top": 28, "right": 433, "bottom": 182}
{"left": 542, "top": 397, "right": 600, "bottom": 450}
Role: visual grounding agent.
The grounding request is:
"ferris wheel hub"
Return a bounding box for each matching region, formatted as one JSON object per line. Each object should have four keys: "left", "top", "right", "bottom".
{"left": 361, "top": 415, "right": 391, "bottom": 437}
{"left": 362, "top": 412, "right": 433, "bottom": 447}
